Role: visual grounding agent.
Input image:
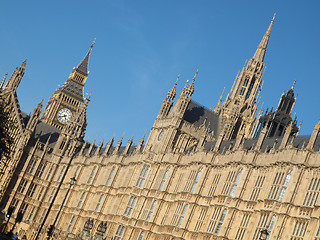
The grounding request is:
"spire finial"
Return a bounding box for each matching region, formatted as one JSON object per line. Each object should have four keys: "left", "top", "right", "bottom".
{"left": 91, "top": 38, "right": 96, "bottom": 49}
{"left": 175, "top": 74, "right": 180, "bottom": 86}
{"left": 291, "top": 79, "right": 296, "bottom": 89}
{"left": 22, "top": 59, "right": 27, "bottom": 68}
{"left": 272, "top": 13, "right": 276, "bottom": 22}
{"left": 192, "top": 69, "right": 198, "bottom": 82}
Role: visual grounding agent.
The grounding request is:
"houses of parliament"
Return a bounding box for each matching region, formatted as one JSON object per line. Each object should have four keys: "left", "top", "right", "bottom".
{"left": 1, "top": 15, "right": 320, "bottom": 240}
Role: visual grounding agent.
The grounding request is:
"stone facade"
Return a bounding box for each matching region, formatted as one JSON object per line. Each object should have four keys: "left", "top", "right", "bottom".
{"left": 1, "top": 16, "right": 320, "bottom": 240}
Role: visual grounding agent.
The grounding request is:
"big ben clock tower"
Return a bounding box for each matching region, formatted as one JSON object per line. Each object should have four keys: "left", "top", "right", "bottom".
{"left": 41, "top": 39, "right": 95, "bottom": 129}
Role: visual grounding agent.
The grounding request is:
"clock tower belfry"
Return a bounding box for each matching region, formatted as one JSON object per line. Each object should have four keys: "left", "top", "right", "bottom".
{"left": 41, "top": 39, "right": 95, "bottom": 129}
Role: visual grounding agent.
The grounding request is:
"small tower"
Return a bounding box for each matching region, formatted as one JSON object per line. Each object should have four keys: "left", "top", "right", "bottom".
{"left": 2, "top": 60, "right": 26, "bottom": 93}
{"left": 53, "top": 97, "right": 89, "bottom": 155}
{"left": 170, "top": 73, "right": 196, "bottom": 118}
{"left": 157, "top": 75, "right": 179, "bottom": 119}
{"left": 144, "top": 71, "right": 200, "bottom": 154}
{"left": 217, "top": 15, "right": 275, "bottom": 140}
{"left": 41, "top": 40, "right": 95, "bottom": 129}
{"left": 255, "top": 81, "right": 299, "bottom": 138}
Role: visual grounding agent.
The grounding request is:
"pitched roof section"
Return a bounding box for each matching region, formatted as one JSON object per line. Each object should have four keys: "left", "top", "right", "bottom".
{"left": 183, "top": 100, "right": 220, "bottom": 136}
{"left": 59, "top": 80, "right": 84, "bottom": 101}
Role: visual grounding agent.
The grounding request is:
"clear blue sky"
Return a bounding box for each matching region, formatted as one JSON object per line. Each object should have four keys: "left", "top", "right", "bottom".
{"left": 1, "top": 0, "right": 320, "bottom": 144}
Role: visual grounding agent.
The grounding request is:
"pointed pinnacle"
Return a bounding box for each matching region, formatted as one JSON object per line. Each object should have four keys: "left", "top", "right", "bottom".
{"left": 0, "top": 72, "right": 7, "bottom": 89}
{"left": 91, "top": 38, "right": 96, "bottom": 48}
{"left": 292, "top": 79, "right": 296, "bottom": 89}
{"left": 192, "top": 69, "right": 198, "bottom": 82}
{"left": 22, "top": 59, "right": 27, "bottom": 67}
{"left": 175, "top": 74, "right": 180, "bottom": 86}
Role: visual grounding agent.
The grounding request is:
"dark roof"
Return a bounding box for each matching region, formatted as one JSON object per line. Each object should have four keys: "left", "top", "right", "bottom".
{"left": 31, "top": 121, "right": 61, "bottom": 148}
{"left": 75, "top": 48, "right": 91, "bottom": 75}
{"left": 204, "top": 134, "right": 319, "bottom": 154}
{"left": 20, "top": 112, "right": 61, "bottom": 148}
{"left": 60, "top": 80, "right": 84, "bottom": 101}
{"left": 183, "top": 101, "right": 220, "bottom": 136}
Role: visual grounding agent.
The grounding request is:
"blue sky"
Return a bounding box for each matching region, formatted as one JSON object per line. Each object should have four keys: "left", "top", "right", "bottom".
{"left": 1, "top": 1, "right": 320, "bottom": 144}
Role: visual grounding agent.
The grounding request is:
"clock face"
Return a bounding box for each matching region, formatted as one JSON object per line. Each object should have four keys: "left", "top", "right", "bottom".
{"left": 57, "top": 108, "right": 72, "bottom": 124}
{"left": 158, "top": 130, "right": 164, "bottom": 141}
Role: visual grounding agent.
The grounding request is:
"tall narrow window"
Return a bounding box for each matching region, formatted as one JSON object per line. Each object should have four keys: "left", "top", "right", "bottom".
{"left": 235, "top": 213, "right": 251, "bottom": 240}
{"left": 48, "top": 189, "right": 56, "bottom": 203}
{"left": 57, "top": 166, "right": 66, "bottom": 182}
{"left": 245, "top": 80, "right": 255, "bottom": 99}
{"left": 194, "top": 207, "right": 208, "bottom": 232}
{"left": 146, "top": 200, "right": 157, "bottom": 221}
{"left": 208, "top": 173, "right": 221, "bottom": 197}
{"left": 221, "top": 168, "right": 242, "bottom": 196}
{"left": 252, "top": 213, "right": 276, "bottom": 240}
{"left": 26, "top": 159, "right": 37, "bottom": 174}
{"left": 67, "top": 216, "right": 76, "bottom": 232}
{"left": 229, "top": 168, "right": 242, "bottom": 197}
{"left": 37, "top": 187, "right": 45, "bottom": 201}
{"left": 243, "top": 78, "right": 249, "bottom": 87}
{"left": 17, "top": 179, "right": 28, "bottom": 193}
{"left": 291, "top": 220, "right": 308, "bottom": 240}
{"left": 174, "top": 173, "right": 184, "bottom": 193}
{"left": 221, "top": 170, "right": 236, "bottom": 195}
{"left": 160, "top": 204, "right": 171, "bottom": 225}
{"left": 250, "top": 175, "right": 266, "bottom": 201}
{"left": 136, "top": 165, "right": 149, "bottom": 188}
{"left": 159, "top": 167, "right": 170, "bottom": 191}
{"left": 190, "top": 168, "right": 203, "bottom": 193}
{"left": 106, "top": 166, "right": 116, "bottom": 186}
{"left": 11, "top": 199, "right": 19, "bottom": 208}
{"left": 303, "top": 177, "right": 320, "bottom": 207}
{"left": 74, "top": 166, "right": 80, "bottom": 178}
{"left": 36, "top": 163, "right": 46, "bottom": 178}
{"left": 268, "top": 169, "right": 293, "bottom": 201}
{"left": 77, "top": 192, "right": 86, "bottom": 208}
{"left": 215, "top": 209, "right": 227, "bottom": 234}
{"left": 171, "top": 203, "right": 189, "bottom": 227}
{"left": 87, "top": 166, "right": 97, "bottom": 184}
{"left": 184, "top": 169, "right": 197, "bottom": 192}
{"left": 207, "top": 207, "right": 227, "bottom": 234}
{"left": 177, "top": 204, "right": 188, "bottom": 227}
{"left": 46, "top": 167, "right": 53, "bottom": 181}
{"left": 40, "top": 209, "right": 47, "bottom": 223}
{"left": 138, "top": 232, "right": 144, "bottom": 240}
{"left": 27, "top": 183, "right": 37, "bottom": 198}
{"left": 114, "top": 225, "right": 125, "bottom": 240}
{"left": 20, "top": 202, "right": 28, "bottom": 214}
{"left": 95, "top": 194, "right": 104, "bottom": 211}
{"left": 27, "top": 206, "right": 36, "bottom": 221}
{"left": 124, "top": 196, "right": 137, "bottom": 217}
{"left": 278, "top": 169, "right": 292, "bottom": 201}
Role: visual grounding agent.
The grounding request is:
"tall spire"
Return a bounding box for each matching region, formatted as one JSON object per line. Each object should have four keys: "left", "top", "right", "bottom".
{"left": 253, "top": 14, "right": 275, "bottom": 62}
{"left": 75, "top": 38, "right": 96, "bottom": 76}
